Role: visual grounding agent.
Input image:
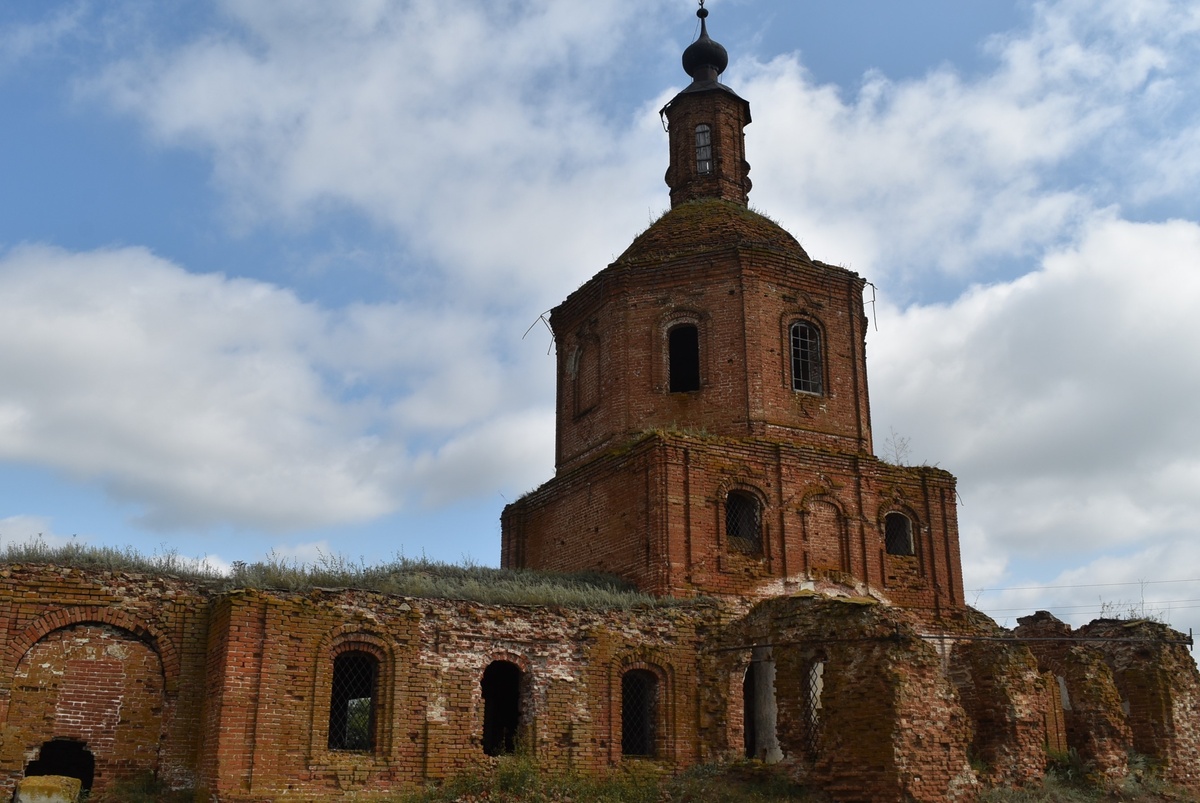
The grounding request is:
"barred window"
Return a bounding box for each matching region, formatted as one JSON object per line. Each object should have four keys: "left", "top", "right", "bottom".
{"left": 726, "top": 490, "right": 762, "bottom": 553}
{"left": 621, "top": 669, "right": 658, "bottom": 757}
{"left": 802, "top": 659, "right": 825, "bottom": 758}
{"left": 668, "top": 324, "right": 701, "bottom": 393}
{"left": 790, "top": 322, "right": 823, "bottom": 394}
{"left": 328, "top": 651, "right": 378, "bottom": 751}
{"left": 695, "top": 124, "right": 713, "bottom": 175}
{"left": 884, "top": 512, "right": 915, "bottom": 556}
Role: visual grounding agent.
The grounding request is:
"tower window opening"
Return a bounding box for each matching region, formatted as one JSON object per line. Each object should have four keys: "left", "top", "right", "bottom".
{"left": 726, "top": 491, "right": 762, "bottom": 553}
{"left": 695, "top": 124, "right": 713, "bottom": 175}
{"left": 481, "top": 660, "right": 523, "bottom": 756}
{"left": 884, "top": 512, "right": 915, "bottom": 556}
{"left": 622, "top": 669, "right": 659, "bottom": 757}
{"left": 790, "top": 322, "right": 823, "bottom": 394}
{"left": 328, "top": 650, "right": 379, "bottom": 751}
{"left": 668, "top": 324, "right": 701, "bottom": 393}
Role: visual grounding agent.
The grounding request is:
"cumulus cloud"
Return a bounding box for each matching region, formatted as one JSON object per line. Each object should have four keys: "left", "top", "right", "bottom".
{"left": 0, "top": 244, "right": 553, "bottom": 530}
{"left": 870, "top": 215, "right": 1200, "bottom": 633}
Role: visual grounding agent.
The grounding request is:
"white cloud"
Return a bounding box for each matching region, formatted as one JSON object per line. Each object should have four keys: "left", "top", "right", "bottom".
{"left": 871, "top": 214, "right": 1200, "bottom": 637}
{"left": 0, "top": 244, "right": 553, "bottom": 531}
{"left": 0, "top": 515, "right": 71, "bottom": 547}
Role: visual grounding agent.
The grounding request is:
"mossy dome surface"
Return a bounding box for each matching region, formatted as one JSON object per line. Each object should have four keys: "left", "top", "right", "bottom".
{"left": 616, "top": 199, "right": 810, "bottom": 265}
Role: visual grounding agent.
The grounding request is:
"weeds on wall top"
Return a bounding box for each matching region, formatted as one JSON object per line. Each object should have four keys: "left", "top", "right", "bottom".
{"left": 0, "top": 537, "right": 697, "bottom": 611}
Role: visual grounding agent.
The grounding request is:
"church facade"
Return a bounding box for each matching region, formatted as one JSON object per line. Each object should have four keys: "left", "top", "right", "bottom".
{"left": 1, "top": 8, "right": 1198, "bottom": 802}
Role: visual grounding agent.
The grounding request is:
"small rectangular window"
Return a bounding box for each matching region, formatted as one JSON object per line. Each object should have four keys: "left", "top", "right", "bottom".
{"left": 790, "top": 322, "right": 823, "bottom": 394}
{"left": 695, "top": 124, "right": 713, "bottom": 175}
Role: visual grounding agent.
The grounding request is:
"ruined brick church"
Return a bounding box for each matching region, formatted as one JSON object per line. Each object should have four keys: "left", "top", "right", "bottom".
{"left": 2, "top": 8, "right": 1198, "bottom": 802}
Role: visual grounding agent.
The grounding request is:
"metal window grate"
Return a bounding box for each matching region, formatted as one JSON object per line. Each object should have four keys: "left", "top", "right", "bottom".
{"left": 802, "top": 660, "right": 824, "bottom": 758}
{"left": 622, "top": 669, "right": 658, "bottom": 757}
{"left": 726, "top": 491, "right": 762, "bottom": 553}
{"left": 329, "top": 651, "right": 378, "bottom": 751}
{"left": 790, "top": 322, "right": 823, "bottom": 394}
{"left": 695, "top": 124, "right": 713, "bottom": 174}
{"left": 884, "top": 512, "right": 915, "bottom": 556}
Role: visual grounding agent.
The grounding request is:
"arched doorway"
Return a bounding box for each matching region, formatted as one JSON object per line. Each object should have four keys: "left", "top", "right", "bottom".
{"left": 5, "top": 623, "right": 165, "bottom": 795}
{"left": 481, "top": 661, "right": 523, "bottom": 756}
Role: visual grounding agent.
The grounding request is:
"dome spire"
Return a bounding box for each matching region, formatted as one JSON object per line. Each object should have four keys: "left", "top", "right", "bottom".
{"left": 682, "top": 1, "right": 729, "bottom": 83}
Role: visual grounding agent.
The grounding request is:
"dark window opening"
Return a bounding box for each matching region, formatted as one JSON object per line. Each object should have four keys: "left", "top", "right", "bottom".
{"left": 726, "top": 491, "right": 762, "bottom": 553}
{"left": 742, "top": 666, "right": 757, "bottom": 759}
{"left": 622, "top": 669, "right": 658, "bottom": 757}
{"left": 481, "top": 660, "right": 522, "bottom": 756}
{"left": 802, "top": 660, "right": 825, "bottom": 758}
{"left": 695, "top": 124, "right": 713, "bottom": 174}
{"left": 25, "top": 739, "right": 95, "bottom": 793}
{"left": 884, "top": 512, "right": 915, "bottom": 556}
{"left": 668, "top": 324, "right": 700, "bottom": 393}
{"left": 328, "top": 650, "right": 378, "bottom": 751}
{"left": 790, "top": 322, "right": 823, "bottom": 394}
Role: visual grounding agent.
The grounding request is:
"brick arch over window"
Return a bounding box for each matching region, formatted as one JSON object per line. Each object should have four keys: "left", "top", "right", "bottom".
{"left": 880, "top": 509, "right": 919, "bottom": 557}
{"left": 3, "top": 606, "right": 179, "bottom": 694}
{"left": 724, "top": 487, "right": 765, "bottom": 555}
{"left": 308, "top": 628, "right": 395, "bottom": 758}
{"left": 612, "top": 657, "right": 674, "bottom": 762}
{"left": 659, "top": 311, "right": 706, "bottom": 394}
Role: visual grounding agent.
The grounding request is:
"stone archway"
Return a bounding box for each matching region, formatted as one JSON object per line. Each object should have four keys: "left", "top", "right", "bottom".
{"left": 4, "top": 623, "right": 166, "bottom": 795}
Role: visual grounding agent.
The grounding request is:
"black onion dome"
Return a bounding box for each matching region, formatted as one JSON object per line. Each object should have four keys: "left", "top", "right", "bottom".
{"left": 681, "top": 7, "right": 728, "bottom": 79}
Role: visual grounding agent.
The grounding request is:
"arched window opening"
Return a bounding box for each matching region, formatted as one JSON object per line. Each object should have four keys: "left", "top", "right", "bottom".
{"left": 695, "top": 124, "right": 713, "bottom": 174}
{"left": 884, "top": 512, "right": 915, "bottom": 556}
{"left": 328, "top": 650, "right": 379, "bottom": 751}
{"left": 622, "top": 669, "right": 658, "bottom": 757}
{"left": 668, "top": 324, "right": 701, "bottom": 393}
{"left": 790, "top": 322, "right": 823, "bottom": 394}
{"left": 802, "top": 659, "right": 825, "bottom": 758}
{"left": 25, "top": 739, "right": 95, "bottom": 793}
{"left": 481, "top": 660, "right": 523, "bottom": 756}
{"left": 726, "top": 491, "right": 762, "bottom": 554}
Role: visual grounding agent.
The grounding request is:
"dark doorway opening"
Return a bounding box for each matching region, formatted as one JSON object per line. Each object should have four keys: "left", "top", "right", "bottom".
{"left": 482, "top": 660, "right": 522, "bottom": 756}
{"left": 621, "top": 669, "right": 658, "bottom": 757}
{"left": 25, "top": 739, "right": 95, "bottom": 793}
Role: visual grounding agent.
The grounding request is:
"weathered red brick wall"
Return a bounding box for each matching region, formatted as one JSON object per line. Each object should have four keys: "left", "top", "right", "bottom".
{"left": 1013, "top": 612, "right": 1133, "bottom": 787}
{"left": 505, "top": 430, "right": 962, "bottom": 612}
{"left": 550, "top": 200, "right": 873, "bottom": 476}
{"left": 0, "top": 565, "right": 211, "bottom": 797}
{"left": 196, "top": 587, "right": 721, "bottom": 801}
{"left": 716, "top": 595, "right": 978, "bottom": 802}
{"left": 1079, "top": 618, "right": 1200, "bottom": 792}
{"left": 946, "top": 611, "right": 1051, "bottom": 787}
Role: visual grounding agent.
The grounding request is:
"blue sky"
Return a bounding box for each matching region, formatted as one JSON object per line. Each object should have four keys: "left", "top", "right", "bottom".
{"left": 3, "top": 0, "right": 1200, "bottom": 637}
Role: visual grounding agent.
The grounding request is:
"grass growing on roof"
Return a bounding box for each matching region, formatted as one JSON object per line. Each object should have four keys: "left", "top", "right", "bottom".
{"left": 0, "top": 537, "right": 697, "bottom": 610}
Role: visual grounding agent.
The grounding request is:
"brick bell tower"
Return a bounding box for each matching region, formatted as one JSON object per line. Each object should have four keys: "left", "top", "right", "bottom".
{"left": 502, "top": 5, "right": 965, "bottom": 614}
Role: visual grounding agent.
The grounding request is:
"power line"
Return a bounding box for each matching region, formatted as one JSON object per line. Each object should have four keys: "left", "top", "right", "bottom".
{"left": 970, "top": 577, "right": 1200, "bottom": 593}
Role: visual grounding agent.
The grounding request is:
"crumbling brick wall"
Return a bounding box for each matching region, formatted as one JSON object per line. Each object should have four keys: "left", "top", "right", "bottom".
{"left": 0, "top": 565, "right": 212, "bottom": 797}
{"left": 1013, "top": 612, "right": 1133, "bottom": 787}
{"left": 194, "top": 587, "right": 723, "bottom": 801}
{"left": 1079, "top": 618, "right": 1200, "bottom": 793}
{"left": 714, "top": 594, "right": 977, "bottom": 803}
{"left": 945, "top": 610, "right": 1051, "bottom": 788}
